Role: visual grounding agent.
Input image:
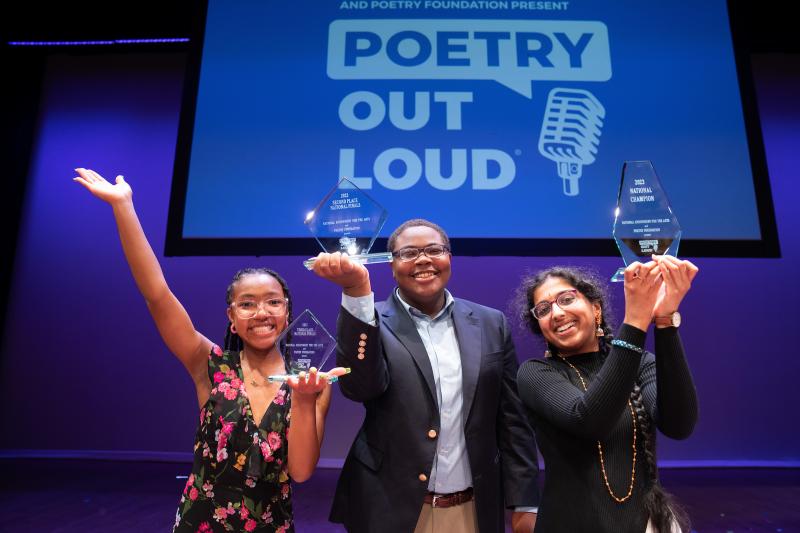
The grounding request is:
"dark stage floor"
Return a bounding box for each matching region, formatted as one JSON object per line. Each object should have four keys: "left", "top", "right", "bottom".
{"left": 0, "top": 459, "right": 798, "bottom": 532}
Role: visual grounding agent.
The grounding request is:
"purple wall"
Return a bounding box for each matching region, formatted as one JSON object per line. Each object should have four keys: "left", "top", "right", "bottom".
{"left": 1, "top": 51, "right": 798, "bottom": 466}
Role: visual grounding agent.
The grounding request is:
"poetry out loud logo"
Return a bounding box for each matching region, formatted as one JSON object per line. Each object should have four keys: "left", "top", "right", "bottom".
{"left": 327, "top": 19, "right": 611, "bottom": 194}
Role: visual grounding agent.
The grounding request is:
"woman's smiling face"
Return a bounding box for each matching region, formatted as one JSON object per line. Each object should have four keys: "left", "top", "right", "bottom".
{"left": 227, "top": 273, "right": 289, "bottom": 352}
{"left": 532, "top": 276, "right": 601, "bottom": 357}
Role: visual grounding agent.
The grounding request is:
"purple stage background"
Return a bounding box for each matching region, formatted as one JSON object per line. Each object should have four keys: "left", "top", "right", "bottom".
{"left": 1, "top": 51, "right": 798, "bottom": 467}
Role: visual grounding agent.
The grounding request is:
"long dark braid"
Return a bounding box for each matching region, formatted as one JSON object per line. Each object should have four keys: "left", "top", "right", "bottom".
{"left": 513, "top": 266, "right": 690, "bottom": 533}
{"left": 605, "top": 331, "right": 690, "bottom": 533}
{"left": 224, "top": 268, "right": 294, "bottom": 354}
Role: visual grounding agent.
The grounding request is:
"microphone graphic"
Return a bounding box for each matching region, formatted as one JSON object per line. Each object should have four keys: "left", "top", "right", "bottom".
{"left": 538, "top": 88, "right": 605, "bottom": 196}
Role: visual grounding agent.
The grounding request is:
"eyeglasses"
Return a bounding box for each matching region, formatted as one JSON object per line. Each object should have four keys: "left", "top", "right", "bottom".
{"left": 391, "top": 244, "right": 450, "bottom": 262}
{"left": 230, "top": 297, "right": 288, "bottom": 319}
{"left": 530, "top": 289, "right": 579, "bottom": 320}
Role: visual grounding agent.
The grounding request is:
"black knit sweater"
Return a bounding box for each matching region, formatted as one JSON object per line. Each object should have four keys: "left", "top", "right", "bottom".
{"left": 517, "top": 324, "right": 698, "bottom": 533}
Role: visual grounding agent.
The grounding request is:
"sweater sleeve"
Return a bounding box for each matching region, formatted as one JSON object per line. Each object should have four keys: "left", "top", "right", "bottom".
{"left": 517, "top": 324, "right": 646, "bottom": 440}
{"left": 639, "top": 327, "right": 698, "bottom": 440}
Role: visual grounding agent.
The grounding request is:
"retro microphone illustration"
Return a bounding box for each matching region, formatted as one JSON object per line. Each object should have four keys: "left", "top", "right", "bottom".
{"left": 538, "top": 88, "right": 605, "bottom": 196}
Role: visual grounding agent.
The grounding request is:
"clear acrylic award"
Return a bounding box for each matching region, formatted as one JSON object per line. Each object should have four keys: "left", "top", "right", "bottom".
{"left": 303, "top": 177, "right": 392, "bottom": 270}
{"left": 611, "top": 160, "right": 682, "bottom": 282}
{"left": 268, "top": 309, "right": 337, "bottom": 382}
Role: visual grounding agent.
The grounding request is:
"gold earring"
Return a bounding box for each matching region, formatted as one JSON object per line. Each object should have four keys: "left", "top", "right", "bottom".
{"left": 595, "top": 317, "right": 604, "bottom": 337}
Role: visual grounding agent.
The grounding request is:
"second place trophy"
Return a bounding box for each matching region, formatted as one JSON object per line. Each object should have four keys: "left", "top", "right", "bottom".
{"left": 303, "top": 177, "right": 393, "bottom": 270}
{"left": 268, "top": 178, "right": 392, "bottom": 382}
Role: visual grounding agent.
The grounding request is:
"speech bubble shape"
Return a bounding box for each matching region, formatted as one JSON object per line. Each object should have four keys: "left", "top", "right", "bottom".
{"left": 328, "top": 19, "right": 611, "bottom": 98}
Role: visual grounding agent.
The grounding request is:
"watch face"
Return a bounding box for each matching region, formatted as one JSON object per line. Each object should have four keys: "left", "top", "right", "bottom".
{"left": 655, "top": 312, "right": 681, "bottom": 327}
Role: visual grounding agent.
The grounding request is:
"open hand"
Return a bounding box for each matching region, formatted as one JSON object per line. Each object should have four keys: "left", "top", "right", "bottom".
{"left": 286, "top": 367, "right": 350, "bottom": 397}
{"left": 73, "top": 168, "right": 132, "bottom": 205}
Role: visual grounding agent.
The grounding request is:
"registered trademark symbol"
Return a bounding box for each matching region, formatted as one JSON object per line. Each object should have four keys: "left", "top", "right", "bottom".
{"left": 514, "top": 149, "right": 522, "bottom": 156}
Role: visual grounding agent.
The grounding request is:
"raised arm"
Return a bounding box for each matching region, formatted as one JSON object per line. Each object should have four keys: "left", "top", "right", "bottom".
{"left": 518, "top": 325, "right": 646, "bottom": 440}
{"left": 636, "top": 329, "right": 698, "bottom": 440}
{"left": 74, "top": 168, "right": 212, "bottom": 400}
{"left": 518, "top": 261, "right": 662, "bottom": 440}
{"left": 642, "top": 255, "right": 699, "bottom": 439}
{"left": 311, "top": 251, "right": 371, "bottom": 298}
{"left": 311, "top": 252, "right": 390, "bottom": 401}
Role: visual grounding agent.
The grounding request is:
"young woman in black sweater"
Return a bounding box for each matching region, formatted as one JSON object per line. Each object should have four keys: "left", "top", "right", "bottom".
{"left": 515, "top": 257, "right": 698, "bottom": 533}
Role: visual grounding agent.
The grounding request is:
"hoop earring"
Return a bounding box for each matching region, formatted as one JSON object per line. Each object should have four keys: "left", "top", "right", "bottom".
{"left": 230, "top": 324, "right": 237, "bottom": 334}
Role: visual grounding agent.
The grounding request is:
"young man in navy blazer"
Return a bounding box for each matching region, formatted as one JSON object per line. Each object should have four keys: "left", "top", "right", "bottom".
{"left": 312, "top": 219, "right": 540, "bottom": 533}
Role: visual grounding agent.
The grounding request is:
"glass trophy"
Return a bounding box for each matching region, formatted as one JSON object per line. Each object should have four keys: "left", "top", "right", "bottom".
{"left": 303, "top": 177, "right": 393, "bottom": 270}
{"left": 268, "top": 309, "right": 337, "bottom": 382}
{"left": 611, "top": 160, "right": 682, "bottom": 282}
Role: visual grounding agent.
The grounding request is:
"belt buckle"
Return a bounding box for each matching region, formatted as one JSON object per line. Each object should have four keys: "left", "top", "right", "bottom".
{"left": 431, "top": 494, "right": 441, "bottom": 508}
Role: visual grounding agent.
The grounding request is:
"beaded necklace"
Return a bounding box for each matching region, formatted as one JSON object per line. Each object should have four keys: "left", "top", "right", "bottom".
{"left": 558, "top": 354, "right": 638, "bottom": 503}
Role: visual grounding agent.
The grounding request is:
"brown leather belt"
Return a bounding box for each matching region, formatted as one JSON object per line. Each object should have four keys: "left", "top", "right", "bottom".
{"left": 424, "top": 487, "right": 474, "bottom": 508}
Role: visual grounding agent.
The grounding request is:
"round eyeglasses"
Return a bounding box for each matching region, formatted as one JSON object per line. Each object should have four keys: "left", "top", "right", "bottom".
{"left": 530, "top": 289, "right": 579, "bottom": 320}
{"left": 391, "top": 244, "right": 450, "bottom": 262}
{"left": 230, "top": 297, "right": 288, "bottom": 320}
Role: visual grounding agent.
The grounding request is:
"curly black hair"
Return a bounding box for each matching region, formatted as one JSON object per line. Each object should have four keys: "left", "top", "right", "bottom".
{"left": 513, "top": 265, "right": 613, "bottom": 346}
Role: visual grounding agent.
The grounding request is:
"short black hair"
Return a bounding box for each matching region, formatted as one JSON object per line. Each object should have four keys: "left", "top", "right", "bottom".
{"left": 386, "top": 218, "right": 450, "bottom": 253}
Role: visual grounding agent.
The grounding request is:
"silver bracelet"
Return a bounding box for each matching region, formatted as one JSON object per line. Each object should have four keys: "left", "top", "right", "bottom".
{"left": 610, "top": 339, "right": 644, "bottom": 354}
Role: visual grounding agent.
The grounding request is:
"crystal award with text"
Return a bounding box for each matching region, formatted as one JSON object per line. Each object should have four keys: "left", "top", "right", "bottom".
{"left": 611, "top": 160, "right": 682, "bottom": 282}
{"left": 268, "top": 309, "right": 337, "bottom": 382}
{"left": 303, "top": 177, "right": 392, "bottom": 270}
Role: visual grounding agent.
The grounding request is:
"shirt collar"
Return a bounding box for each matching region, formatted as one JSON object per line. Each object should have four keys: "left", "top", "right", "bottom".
{"left": 395, "top": 287, "right": 455, "bottom": 321}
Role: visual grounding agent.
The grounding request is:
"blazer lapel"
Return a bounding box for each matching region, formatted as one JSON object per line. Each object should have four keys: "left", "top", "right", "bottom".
{"left": 380, "top": 292, "right": 438, "bottom": 406}
{"left": 453, "top": 300, "right": 481, "bottom": 426}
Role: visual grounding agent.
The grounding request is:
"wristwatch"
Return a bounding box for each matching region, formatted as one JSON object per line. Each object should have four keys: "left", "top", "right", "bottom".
{"left": 654, "top": 312, "right": 681, "bottom": 328}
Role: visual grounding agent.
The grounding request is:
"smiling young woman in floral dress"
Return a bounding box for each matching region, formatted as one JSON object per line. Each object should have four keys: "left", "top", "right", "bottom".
{"left": 74, "top": 168, "right": 346, "bottom": 532}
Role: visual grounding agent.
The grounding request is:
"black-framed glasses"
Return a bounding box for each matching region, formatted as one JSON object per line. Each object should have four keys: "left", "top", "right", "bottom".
{"left": 230, "top": 297, "right": 289, "bottom": 319}
{"left": 391, "top": 244, "right": 451, "bottom": 262}
{"left": 530, "top": 289, "right": 579, "bottom": 320}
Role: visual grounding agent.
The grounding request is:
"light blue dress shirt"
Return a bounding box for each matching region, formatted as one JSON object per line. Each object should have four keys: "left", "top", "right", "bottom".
{"left": 342, "top": 289, "right": 472, "bottom": 493}
{"left": 341, "top": 290, "right": 537, "bottom": 512}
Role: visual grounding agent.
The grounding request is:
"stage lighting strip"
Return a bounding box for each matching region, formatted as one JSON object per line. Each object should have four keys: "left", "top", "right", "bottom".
{"left": 8, "top": 38, "right": 190, "bottom": 46}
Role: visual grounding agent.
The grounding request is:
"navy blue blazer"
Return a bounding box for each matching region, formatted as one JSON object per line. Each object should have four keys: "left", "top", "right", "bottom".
{"left": 329, "top": 291, "right": 540, "bottom": 533}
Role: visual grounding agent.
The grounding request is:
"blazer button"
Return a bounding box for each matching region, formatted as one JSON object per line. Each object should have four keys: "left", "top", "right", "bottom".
{"left": 418, "top": 473, "right": 428, "bottom": 482}
{"left": 359, "top": 340, "right": 366, "bottom": 347}
{"left": 359, "top": 333, "right": 368, "bottom": 340}
{"left": 357, "top": 354, "right": 365, "bottom": 360}
{"left": 427, "top": 429, "right": 437, "bottom": 439}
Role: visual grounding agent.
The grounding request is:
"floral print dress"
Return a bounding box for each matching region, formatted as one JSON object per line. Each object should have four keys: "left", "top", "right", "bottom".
{"left": 174, "top": 346, "right": 293, "bottom": 532}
